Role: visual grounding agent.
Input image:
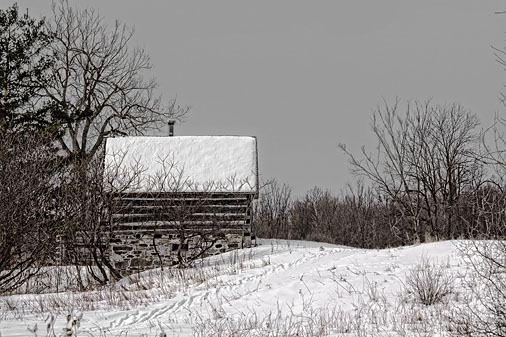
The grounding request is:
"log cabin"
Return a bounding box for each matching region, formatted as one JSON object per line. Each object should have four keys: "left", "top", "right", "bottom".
{"left": 103, "top": 133, "right": 258, "bottom": 275}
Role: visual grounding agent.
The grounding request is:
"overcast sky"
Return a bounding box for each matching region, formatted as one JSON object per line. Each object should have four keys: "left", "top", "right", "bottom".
{"left": 9, "top": 0, "right": 506, "bottom": 196}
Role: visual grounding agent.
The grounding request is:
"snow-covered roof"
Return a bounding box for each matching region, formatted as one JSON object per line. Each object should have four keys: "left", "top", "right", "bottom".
{"left": 104, "top": 136, "right": 258, "bottom": 193}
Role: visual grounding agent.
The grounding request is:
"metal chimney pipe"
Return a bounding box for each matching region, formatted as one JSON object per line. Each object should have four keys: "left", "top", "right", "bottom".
{"left": 168, "top": 120, "right": 175, "bottom": 136}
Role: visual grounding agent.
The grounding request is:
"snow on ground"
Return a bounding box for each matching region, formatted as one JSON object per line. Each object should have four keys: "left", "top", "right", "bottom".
{"left": 0, "top": 240, "right": 469, "bottom": 336}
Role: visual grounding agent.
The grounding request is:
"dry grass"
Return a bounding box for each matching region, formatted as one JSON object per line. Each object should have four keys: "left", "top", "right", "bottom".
{"left": 404, "top": 256, "right": 455, "bottom": 306}
{"left": 0, "top": 245, "right": 485, "bottom": 337}
{"left": 0, "top": 248, "right": 264, "bottom": 318}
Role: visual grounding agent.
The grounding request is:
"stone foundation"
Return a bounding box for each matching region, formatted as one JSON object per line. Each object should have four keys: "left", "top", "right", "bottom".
{"left": 109, "top": 227, "right": 253, "bottom": 276}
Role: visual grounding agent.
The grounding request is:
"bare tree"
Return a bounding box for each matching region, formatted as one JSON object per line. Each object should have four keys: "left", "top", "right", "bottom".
{"left": 448, "top": 41, "right": 506, "bottom": 337}
{"left": 43, "top": 1, "right": 188, "bottom": 161}
{"left": 252, "top": 180, "right": 292, "bottom": 239}
{"left": 340, "top": 100, "right": 481, "bottom": 243}
{"left": 340, "top": 181, "right": 392, "bottom": 248}
{"left": 0, "top": 131, "right": 63, "bottom": 293}
{"left": 453, "top": 240, "right": 506, "bottom": 336}
{"left": 57, "top": 153, "right": 124, "bottom": 287}
{"left": 36, "top": 1, "right": 189, "bottom": 284}
{"left": 143, "top": 161, "right": 231, "bottom": 268}
{"left": 252, "top": 179, "right": 403, "bottom": 249}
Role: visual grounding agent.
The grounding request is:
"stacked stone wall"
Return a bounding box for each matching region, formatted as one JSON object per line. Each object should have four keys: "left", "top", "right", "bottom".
{"left": 109, "top": 227, "right": 252, "bottom": 275}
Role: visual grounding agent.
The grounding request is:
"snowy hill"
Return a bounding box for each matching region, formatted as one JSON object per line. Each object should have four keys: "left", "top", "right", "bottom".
{"left": 0, "top": 240, "right": 471, "bottom": 336}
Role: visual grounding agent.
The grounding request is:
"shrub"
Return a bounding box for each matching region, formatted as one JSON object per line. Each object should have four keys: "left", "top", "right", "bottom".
{"left": 452, "top": 241, "right": 506, "bottom": 336}
{"left": 405, "top": 257, "right": 454, "bottom": 306}
{"left": 0, "top": 131, "right": 63, "bottom": 293}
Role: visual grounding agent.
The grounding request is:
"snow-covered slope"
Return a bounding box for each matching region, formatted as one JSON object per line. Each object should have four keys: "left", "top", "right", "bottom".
{"left": 0, "top": 240, "right": 468, "bottom": 336}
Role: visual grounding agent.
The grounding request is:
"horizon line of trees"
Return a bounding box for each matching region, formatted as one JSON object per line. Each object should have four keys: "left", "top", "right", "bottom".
{"left": 254, "top": 100, "right": 506, "bottom": 248}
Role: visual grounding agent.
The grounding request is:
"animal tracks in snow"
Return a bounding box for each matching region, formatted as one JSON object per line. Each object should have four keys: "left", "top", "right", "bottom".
{"left": 1, "top": 239, "right": 463, "bottom": 337}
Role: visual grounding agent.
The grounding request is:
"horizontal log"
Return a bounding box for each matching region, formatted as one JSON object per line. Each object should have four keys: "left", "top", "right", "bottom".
{"left": 112, "top": 224, "right": 249, "bottom": 232}
{"left": 111, "top": 205, "right": 249, "bottom": 215}
{"left": 111, "top": 213, "right": 249, "bottom": 224}
{"left": 111, "top": 219, "right": 249, "bottom": 227}
{"left": 108, "top": 192, "right": 254, "bottom": 199}
{"left": 111, "top": 198, "right": 251, "bottom": 208}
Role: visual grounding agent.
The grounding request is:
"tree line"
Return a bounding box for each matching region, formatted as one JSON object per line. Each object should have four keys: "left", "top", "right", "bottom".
{"left": 254, "top": 100, "right": 506, "bottom": 248}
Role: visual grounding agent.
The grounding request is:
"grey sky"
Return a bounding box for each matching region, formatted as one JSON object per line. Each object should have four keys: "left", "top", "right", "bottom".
{"left": 9, "top": 0, "right": 506, "bottom": 196}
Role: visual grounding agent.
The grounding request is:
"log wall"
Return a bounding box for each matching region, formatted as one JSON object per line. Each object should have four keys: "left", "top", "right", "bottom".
{"left": 107, "top": 192, "right": 255, "bottom": 275}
